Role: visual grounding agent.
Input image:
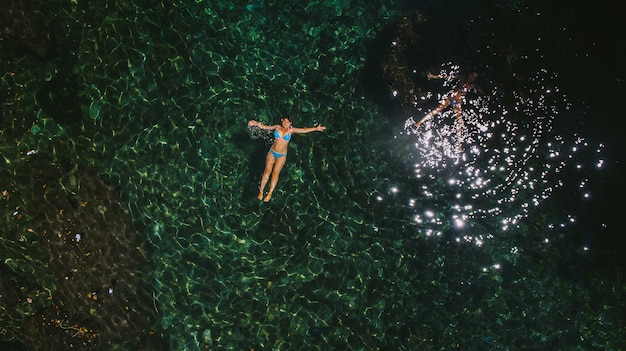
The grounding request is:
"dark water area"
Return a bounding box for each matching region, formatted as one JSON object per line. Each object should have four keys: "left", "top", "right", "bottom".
{"left": 526, "top": 1, "right": 626, "bottom": 272}
{"left": 1, "top": 0, "right": 625, "bottom": 350}
{"left": 365, "top": 0, "right": 626, "bottom": 272}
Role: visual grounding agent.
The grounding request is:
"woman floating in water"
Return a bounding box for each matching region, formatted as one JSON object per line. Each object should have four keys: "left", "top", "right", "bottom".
{"left": 414, "top": 71, "right": 479, "bottom": 151}
{"left": 248, "top": 116, "right": 326, "bottom": 202}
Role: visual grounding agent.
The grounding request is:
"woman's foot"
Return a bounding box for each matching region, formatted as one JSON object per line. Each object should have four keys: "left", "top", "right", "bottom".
{"left": 263, "top": 192, "right": 273, "bottom": 203}
{"left": 257, "top": 191, "right": 264, "bottom": 201}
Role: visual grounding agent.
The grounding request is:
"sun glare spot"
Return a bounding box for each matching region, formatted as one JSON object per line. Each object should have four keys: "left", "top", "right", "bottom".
{"left": 399, "top": 63, "right": 600, "bottom": 249}
{"left": 454, "top": 218, "right": 465, "bottom": 228}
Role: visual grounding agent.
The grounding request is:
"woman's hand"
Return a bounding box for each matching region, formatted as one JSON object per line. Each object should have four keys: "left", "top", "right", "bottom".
{"left": 248, "top": 120, "right": 259, "bottom": 127}
{"left": 316, "top": 125, "right": 326, "bottom": 132}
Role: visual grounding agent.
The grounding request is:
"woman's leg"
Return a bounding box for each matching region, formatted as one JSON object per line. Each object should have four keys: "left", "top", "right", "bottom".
{"left": 415, "top": 100, "right": 449, "bottom": 127}
{"left": 258, "top": 152, "right": 275, "bottom": 200}
{"left": 264, "top": 156, "right": 287, "bottom": 202}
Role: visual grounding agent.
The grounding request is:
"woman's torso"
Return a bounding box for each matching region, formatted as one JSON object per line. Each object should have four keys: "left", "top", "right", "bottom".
{"left": 271, "top": 128, "right": 291, "bottom": 153}
{"left": 450, "top": 81, "right": 472, "bottom": 102}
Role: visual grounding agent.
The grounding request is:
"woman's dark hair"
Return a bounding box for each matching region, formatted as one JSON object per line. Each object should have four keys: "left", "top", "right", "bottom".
{"left": 283, "top": 115, "right": 293, "bottom": 123}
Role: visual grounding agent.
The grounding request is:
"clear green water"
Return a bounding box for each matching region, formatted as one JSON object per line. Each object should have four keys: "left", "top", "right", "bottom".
{"left": 1, "top": 0, "right": 624, "bottom": 350}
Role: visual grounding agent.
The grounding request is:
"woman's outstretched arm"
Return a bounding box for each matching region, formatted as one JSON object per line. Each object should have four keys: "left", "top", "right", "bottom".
{"left": 427, "top": 72, "right": 445, "bottom": 80}
{"left": 248, "top": 120, "right": 279, "bottom": 130}
{"left": 291, "top": 125, "right": 326, "bottom": 134}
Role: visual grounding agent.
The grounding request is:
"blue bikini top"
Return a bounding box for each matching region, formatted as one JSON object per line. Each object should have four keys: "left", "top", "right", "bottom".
{"left": 274, "top": 129, "right": 291, "bottom": 141}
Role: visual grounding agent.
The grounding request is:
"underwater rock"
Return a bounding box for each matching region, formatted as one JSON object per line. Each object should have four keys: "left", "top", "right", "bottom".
{"left": 0, "top": 0, "right": 53, "bottom": 58}
{"left": 380, "top": 11, "right": 425, "bottom": 107}
{"left": 361, "top": 10, "right": 431, "bottom": 118}
{"left": 2, "top": 158, "right": 155, "bottom": 350}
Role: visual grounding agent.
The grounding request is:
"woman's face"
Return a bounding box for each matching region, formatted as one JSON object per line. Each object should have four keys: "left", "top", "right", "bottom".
{"left": 281, "top": 117, "right": 292, "bottom": 128}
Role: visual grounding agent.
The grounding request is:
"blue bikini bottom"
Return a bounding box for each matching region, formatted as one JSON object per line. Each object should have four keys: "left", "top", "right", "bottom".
{"left": 269, "top": 149, "right": 287, "bottom": 159}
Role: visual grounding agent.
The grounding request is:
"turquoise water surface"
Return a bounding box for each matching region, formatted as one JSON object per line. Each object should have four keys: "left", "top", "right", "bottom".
{"left": 1, "top": 0, "right": 624, "bottom": 350}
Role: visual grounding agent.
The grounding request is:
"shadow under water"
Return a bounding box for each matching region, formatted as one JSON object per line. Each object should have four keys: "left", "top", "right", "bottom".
{"left": 1, "top": 154, "right": 161, "bottom": 350}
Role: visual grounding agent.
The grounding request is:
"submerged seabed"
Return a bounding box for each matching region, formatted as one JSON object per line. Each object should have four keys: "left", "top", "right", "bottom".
{"left": 1, "top": 0, "right": 624, "bottom": 350}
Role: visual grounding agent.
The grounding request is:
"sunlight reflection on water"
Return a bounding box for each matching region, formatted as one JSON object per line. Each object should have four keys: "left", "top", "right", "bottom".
{"left": 402, "top": 63, "right": 604, "bottom": 240}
